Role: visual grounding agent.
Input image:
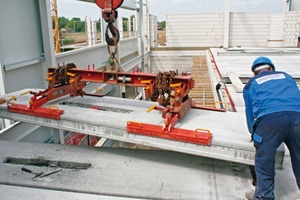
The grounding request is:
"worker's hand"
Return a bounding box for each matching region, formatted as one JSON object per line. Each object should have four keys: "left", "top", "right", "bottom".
{"left": 5, "top": 96, "right": 17, "bottom": 102}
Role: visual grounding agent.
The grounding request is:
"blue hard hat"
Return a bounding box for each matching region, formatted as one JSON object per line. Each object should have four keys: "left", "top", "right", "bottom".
{"left": 251, "top": 56, "right": 275, "bottom": 72}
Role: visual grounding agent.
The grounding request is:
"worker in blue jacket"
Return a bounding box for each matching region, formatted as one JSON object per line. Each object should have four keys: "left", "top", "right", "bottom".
{"left": 243, "top": 56, "right": 300, "bottom": 200}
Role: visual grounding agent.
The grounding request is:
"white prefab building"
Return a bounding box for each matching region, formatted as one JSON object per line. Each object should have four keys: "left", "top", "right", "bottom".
{"left": 166, "top": 11, "right": 300, "bottom": 48}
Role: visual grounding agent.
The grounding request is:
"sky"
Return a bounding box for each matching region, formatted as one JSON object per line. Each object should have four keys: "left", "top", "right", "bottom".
{"left": 57, "top": 0, "right": 284, "bottom": 22}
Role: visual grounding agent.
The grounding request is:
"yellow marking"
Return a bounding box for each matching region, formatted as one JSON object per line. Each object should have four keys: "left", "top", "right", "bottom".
{"left": 127, "top": 121, "right": 142, "bottom": 127}
{"left": 195, "top": 128, "right": 211, "bottom": 137}
{"left": 170, "top": 83, "right": 181, "bottom": 88}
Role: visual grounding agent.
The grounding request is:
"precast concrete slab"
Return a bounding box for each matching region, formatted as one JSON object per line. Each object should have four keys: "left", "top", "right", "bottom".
{"left": 0, "top": 141, "right": 298, "bottom": 200}
{"left": 0, "top": 184, "right": 144, "bottom": 200}
{"left": 210, "top": 48, "right": 300, "bottom": 78}
{"left": 0, "top": 89, "right": 284, "bottom": 168}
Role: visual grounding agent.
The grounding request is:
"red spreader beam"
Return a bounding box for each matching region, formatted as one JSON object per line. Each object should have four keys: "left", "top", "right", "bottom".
{"left": 126, "top": 121, "right": 213, "bottom": 146}
{"left": 8, "top": 104, "right": 64, "bottom": 120}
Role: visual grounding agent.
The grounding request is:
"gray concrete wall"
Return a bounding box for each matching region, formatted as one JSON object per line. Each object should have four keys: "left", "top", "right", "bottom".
{"left": 0, "top": 0, "right": 52, "bottom": 93}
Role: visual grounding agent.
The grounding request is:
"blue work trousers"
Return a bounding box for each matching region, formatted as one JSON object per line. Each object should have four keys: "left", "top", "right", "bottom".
{"left": 253, "top": 111, "right": 300, "bottom": 200}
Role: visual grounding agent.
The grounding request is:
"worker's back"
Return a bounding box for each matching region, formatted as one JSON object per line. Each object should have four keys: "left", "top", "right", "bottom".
{"left": 243, "top": 70, "right": 300, "bottom": 120}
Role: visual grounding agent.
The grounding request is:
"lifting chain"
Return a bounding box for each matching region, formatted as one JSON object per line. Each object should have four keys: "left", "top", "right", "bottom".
{"left": 104, "top": 16, "right": 121, "bottom": 71}
{"left": 153, "top": 71, "right": 177, "bottom": 107}
{"left": 54, "top": 63, "right": 76, "bottom": 85}
{"left": 95, "top": 0, "right": 123, "bottom": 72}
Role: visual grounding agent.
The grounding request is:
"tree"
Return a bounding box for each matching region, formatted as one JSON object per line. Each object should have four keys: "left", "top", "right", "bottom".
{"left": 122, "top": 17, "right": 128, "bottom": 31}
{"left": 96, "top": 19, "right": 101, "bottom": 32}
{"left": 58, "top": 17, "right": 68, "bottom": 29}
{"left": 159, "top": 21, "right": 166, "bottom": 29}
{"left": 75, "top": 21, "right": 85, "bottom": 32}
{"left": 130, "top": 15, "right": 135, "bottom": 31}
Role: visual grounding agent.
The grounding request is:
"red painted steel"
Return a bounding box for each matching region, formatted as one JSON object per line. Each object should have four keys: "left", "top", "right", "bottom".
{"left": 47, "top": 68, "right": 194, "bottom": 90}
{"left": 9, "top": 67, "right": 194, "bottom": 121}
{"left": 95, "top": 0, "right": 124, "bottom": 10}
{"left": 8, "top": 104, "right": 64, "bottom": 119}
{"left": 126, "top": 121, "right": 213, "bottom": 146}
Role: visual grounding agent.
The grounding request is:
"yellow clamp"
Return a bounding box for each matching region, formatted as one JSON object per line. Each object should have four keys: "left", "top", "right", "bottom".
{"left": 67, "top": 72, "right": 76, "bottom": 77}
{"left": 10, "top": 96, "right": 17, "bottom": 101}
{"left": 141, "top": 80, "right": 152, "bottom": 84}
{"left": 147, "top": 105, "right": 156, "bottom": 113}
{"left": 170, "top": 83, "right": 182, "bottom": 88}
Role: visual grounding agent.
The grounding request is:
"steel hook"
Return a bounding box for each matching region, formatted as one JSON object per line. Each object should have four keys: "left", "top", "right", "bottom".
{"left": 105, "top": 23, "right": 120, "bottom": 46}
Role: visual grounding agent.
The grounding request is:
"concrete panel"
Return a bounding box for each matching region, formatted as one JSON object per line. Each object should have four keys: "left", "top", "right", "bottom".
{"left": 0, "top": 0, "right": 43, "bottom": 66}
{"left": 0, "top": 88, "right": 286, "bottom": 168}
{"left": 227, "top": 72, "right": 245, "bottom": 93}
{"left": 56, "top": 38, "right": 139, "bottom": 70}
{"left": 0, "top": 140, "right": 298, "bottom": 200}
{"left": 4, "top": 63, "right": 46, "bottom": 93}
{"left": 0, "top": 0, "right": 51, "bottom": 93}
{"left": 119, "top": 37, "right": 139, "bottom": 58}
{"left": 56, "top": 44, "right": 109, "bottom": 69}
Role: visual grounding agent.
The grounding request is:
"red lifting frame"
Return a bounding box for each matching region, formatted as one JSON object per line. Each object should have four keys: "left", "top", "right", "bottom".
{"left": 48, "top": 67, "right": 194, "bottom": 89}
{"left": 8, "top": 68, "right": 194, "bottom": 120}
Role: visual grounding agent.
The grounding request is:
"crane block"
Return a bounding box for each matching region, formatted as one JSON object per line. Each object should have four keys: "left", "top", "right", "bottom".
{"left": 95, "top": 0, "right": 124, "bottom": 10}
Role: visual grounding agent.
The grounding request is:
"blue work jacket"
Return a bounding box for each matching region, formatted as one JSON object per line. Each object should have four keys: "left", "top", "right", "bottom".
{"left": 243, "top": 70, "right": 300, "bottom": 134}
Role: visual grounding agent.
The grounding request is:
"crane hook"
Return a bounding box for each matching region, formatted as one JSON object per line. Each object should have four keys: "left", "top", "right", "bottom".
{"left": 105, "top": 23, "right": 120, "bottom": 46}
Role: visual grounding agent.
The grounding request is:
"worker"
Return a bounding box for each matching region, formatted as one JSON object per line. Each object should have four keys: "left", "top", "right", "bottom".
{"left": 243, "top": 56, "right": 300, "bottom": 200}
{"left": 0, "top": 96, "right": 16, "bottom": 104}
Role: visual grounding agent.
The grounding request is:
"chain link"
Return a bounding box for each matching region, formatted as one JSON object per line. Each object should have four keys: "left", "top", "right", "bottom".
{"left": 153, "top": 71, "right": 177, "bottom": 107}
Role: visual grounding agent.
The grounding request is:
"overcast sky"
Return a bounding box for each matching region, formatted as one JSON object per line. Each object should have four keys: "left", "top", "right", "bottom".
{"left": 57, "top": 0, "right": 284, "bottom": 22}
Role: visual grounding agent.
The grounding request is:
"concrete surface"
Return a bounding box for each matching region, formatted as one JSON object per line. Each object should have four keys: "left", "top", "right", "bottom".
{"left": 0, "top": 141, "right": 299, "bottom": 200}
{"left": 0, "top": 89, "right": 284, "bottom": 167}
{"left": 210, "top": 48, "right": 300, "bottom": 78}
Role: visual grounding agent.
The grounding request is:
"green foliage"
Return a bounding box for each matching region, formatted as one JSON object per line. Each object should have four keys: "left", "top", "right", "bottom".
{"left": 96, "top": 19, "right": 101, "bottom": 31}
{"left": 61, "top": 38, "right": 75, "bottom": 45}
{"left": 122, "top": 17, "right": 128, "bottom": 31}
{"left": 159, "top": 21, "right": 166, "bottom": 28}
{"left": 58, "top": 17, "right": 68, "bottom": 29}
{"left": 130, "top": 15, "right": 135, "bottom": 31}
{"left": 121, "top": 15, "right": 136, "bottom": 31}
{"left": 58, "top": 17, "right": 86, "bottom": 32}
